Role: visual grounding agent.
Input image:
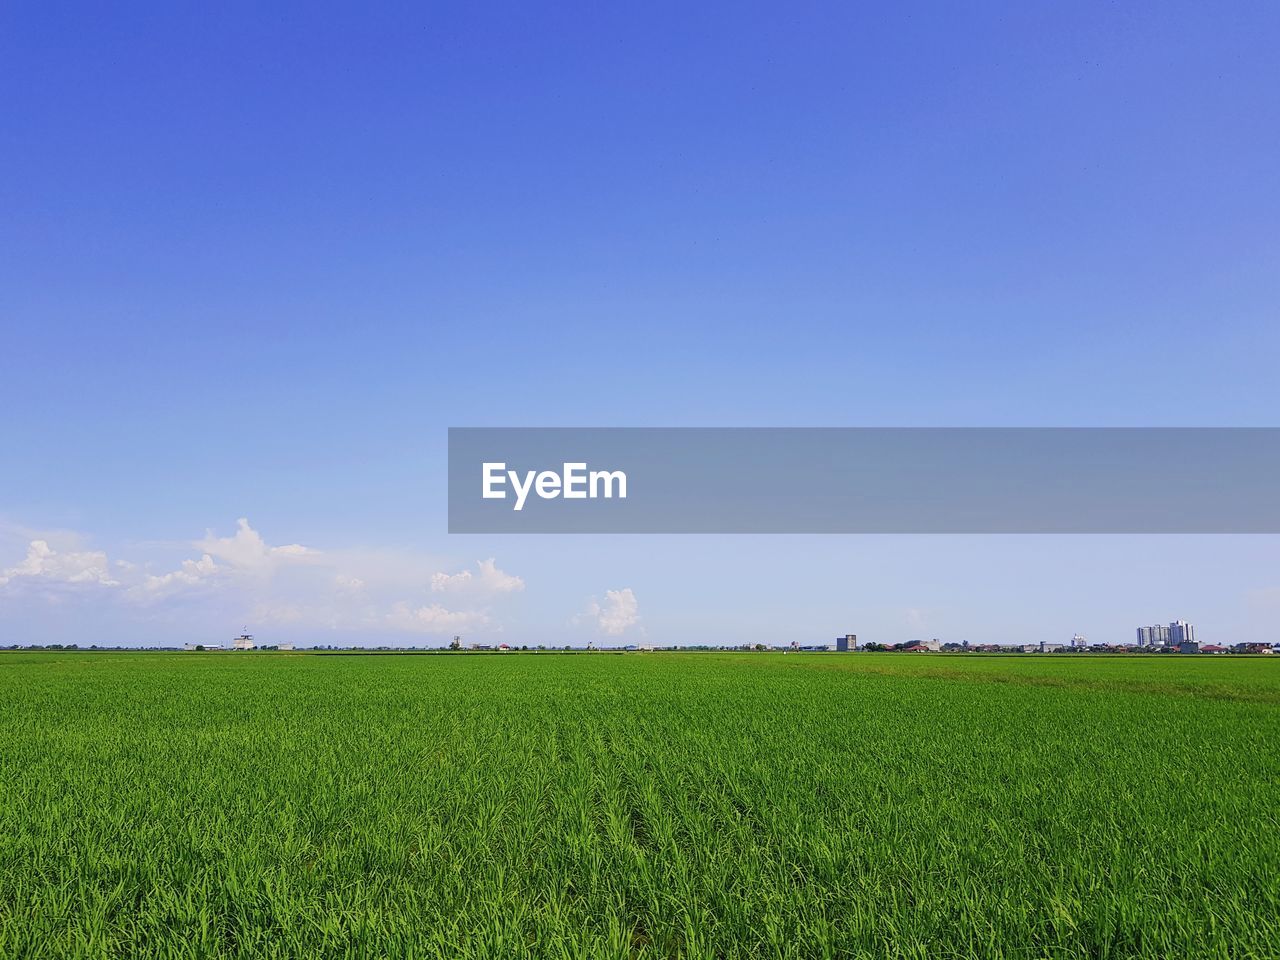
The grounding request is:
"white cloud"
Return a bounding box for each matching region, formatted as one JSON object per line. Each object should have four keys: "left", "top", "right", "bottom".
{"left": 430, "top": 558, "right": 524, "bottom": 595}
{"left": 385, "top": 601, "right": 490, "bottom": 633}
{"left": 152, "top": 524, "right": 501, "bottom": 637}
{"left": 244, "top": 597, "right": 488, "bottom": 636}
{"left": 143, "top": 554, "right": 219, "bottom": 592}
{"left": 1, "top": 518, "right": 513, "bottom": 642}
{"left": 195, "top": 518, "right": 317, "bottom": 574}
{"left": 0, "top": 539, "right": 119, "bottom": 587}
{"left": 334, "top": 574, "right": 366, "bottom": 592}
{"left": 581, "top": 587, "right": 641, "bottom": 636}
{"left": 125, "top": 519, "right": 312, "bottom": 601}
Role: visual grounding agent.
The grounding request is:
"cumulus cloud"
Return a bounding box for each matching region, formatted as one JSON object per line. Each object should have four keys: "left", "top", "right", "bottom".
{"left": 581, "top": 587, "right": 641, "bottom": 636}
{"left": 124, "top": 519, "right": 314, "bottom": 601}
{"left": 1, "top": 517, "right": 514, "bottom": 642}
{"left": 0, "top": 540, "right": 119, "bottom": 587}
{"left": 150, "top": 523, "right": 502, "bottom": 637}
{"left": 430, "top": 558, "right": 524, "bottom": 595}
{"left": 143, "top": 554, "right": 219, "bottom": 592}
{"left": 385, "top": 601, "right": 490, "bottom": 633}
{"left": 195, "top": 518, "right": 317, "bottom": 574}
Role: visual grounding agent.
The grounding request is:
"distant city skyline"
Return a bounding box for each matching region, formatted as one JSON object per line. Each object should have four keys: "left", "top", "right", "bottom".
{"left": 1137, "top": 620, "right": 1198, "bottom": 648}
{"left": 3, "top": 3, "right": 1279, "bottom": 647}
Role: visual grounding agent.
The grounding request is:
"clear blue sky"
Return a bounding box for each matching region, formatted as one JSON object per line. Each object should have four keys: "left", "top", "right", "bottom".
{"left": 2, "top": 2, "right": 1278, "bottom": 646}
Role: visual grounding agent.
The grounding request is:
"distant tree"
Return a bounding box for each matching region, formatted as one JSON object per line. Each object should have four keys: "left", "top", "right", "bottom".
{"left": 195, "top": 645, "right": 205, "bottom": 652}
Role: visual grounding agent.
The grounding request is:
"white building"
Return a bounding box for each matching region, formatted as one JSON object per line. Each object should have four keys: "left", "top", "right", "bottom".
{"left": 232, "top": 633, "right": 256, "bottom": 650}
{"left": 1137, "top": 624, "right": 1172, "bottom": 647}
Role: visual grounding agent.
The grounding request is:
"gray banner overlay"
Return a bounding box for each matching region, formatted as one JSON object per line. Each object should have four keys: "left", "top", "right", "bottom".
{"left": 448, "top": 428, "right": 1280, "bottom": 533}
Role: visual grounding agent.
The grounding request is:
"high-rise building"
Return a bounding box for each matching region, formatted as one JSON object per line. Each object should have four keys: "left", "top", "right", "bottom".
{"left": 835, "top": 634, "right": 856, "bottom": 652}
{"left": 1169, "top": 620, "right": 1196, "bottom": 645}
{"left": 1136, "top": 624, "right": 1172, "bottom": 647}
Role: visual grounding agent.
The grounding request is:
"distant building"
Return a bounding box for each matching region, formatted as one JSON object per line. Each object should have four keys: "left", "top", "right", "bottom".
{"left": 1169, "top": 620, "right": 1196, "bottom": 646}
{"left": 903, "top": 639, "right": 940, "bottom": 653}
{"left": 835, "top": 634, "right": 856, "bottom": 652}
{"left": 1177, "top": 640, "right": 1200, "bottom": 654}
{"left": 1233, "top": 642, "right": 1274, "bottom": 655}
{"left": 1136, "top": 623, "right": 1176, "bottom": 648}
{"left": 232, "top": 633, "right": 255, "bottom": 650}
{"left": 1070, "top": 633, "right": 1088, "bottom": 649}
{"left": 278, "top": 642, "right": 294, "bottom": 652}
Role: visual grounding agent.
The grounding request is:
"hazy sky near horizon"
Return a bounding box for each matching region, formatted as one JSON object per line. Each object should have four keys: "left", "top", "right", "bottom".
{"left": 2, "top": 2, "right": 1278, "bottom": 646}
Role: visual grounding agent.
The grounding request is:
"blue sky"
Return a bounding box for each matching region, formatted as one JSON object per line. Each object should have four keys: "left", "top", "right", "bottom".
{"left": 2, "top": 2, "right": 1278, "bottom": 646}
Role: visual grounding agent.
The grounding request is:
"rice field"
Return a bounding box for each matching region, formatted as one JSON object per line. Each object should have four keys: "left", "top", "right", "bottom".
{"left": 1, "top": 651, "right": 1277, "bottom": 959}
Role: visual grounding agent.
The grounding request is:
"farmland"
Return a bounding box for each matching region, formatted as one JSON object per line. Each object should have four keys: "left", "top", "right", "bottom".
{"left": 1, "top": 652, "right": 1277, "bottom": 959}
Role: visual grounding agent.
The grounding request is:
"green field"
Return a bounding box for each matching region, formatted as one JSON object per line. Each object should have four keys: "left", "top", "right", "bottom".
{"left": 1, "top": 652, "right": 1277, "bottom": 959}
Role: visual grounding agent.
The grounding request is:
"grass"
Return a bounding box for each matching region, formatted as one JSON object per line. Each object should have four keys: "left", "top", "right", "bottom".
{"left": 1, "top": 651, "right": 1277, "bottom": 959}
